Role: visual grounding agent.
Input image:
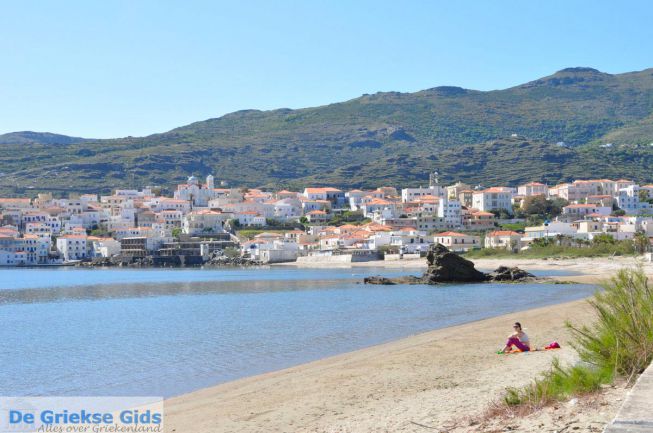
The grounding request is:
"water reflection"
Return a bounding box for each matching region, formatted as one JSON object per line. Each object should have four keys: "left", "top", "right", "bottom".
{"left": 0, "top": 278, "right": 352, "bottom": 305}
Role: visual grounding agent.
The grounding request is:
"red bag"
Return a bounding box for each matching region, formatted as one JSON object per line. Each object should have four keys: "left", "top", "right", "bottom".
{"left": 544, "top": 341, "right": 561, "bottom": 350}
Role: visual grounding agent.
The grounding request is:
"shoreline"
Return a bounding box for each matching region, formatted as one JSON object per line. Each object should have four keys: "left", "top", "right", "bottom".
{"left": 164, "top": 257, "right": 653, "bottom": 431}
{"left": 279, "top": 255, "right": 653, "bottom": 283}
{"left": 164, "top": 294, "right": 624, "bottom": 432}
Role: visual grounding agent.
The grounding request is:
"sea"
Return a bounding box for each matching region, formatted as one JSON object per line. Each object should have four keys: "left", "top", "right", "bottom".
{"left": 0, "top": 265, "right": 596, "bottom": 397}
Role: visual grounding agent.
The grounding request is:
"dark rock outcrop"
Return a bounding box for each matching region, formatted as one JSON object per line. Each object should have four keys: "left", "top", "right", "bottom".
{"left": 487, "top": 266, "right": 536, "bottom": 282}
{"left": 363, "top": 275, "right": 423, "bottom": 285}
{"left": 422, "top": 243, "right": 488, "bottom": 283}
{"left": 363, "top": 244, "right": 538, "bottom": 285}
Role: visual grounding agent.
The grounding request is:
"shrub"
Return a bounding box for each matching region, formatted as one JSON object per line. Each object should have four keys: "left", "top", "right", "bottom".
{"left": 501, "top": 268, "right": 653, "bottom": 410}
{"left": 503, "top": 359, "right": 612, "bottom": 408}
{"left": 223, "top": 247, "right": 241, "bottom": 258}
{"left": 569, "top": 268, "right": 653, "bottom": 380}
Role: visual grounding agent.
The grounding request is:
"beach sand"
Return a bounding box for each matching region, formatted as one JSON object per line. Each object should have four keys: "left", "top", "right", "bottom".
{"left": 165, "top": 284, "right": 630, "bottom": 432}
{"left": 285, "top": 255, "right": 653, "bottom": 284}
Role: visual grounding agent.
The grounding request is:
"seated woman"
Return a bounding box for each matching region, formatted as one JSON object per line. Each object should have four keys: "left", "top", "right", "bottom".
{"left": 499, "top": 322, "right": 530, "bottom": 353}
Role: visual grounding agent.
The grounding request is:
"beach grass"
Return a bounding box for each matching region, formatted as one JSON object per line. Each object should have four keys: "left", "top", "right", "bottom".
{"left": 501, "top": 267, "right": 653, "bottom": 410}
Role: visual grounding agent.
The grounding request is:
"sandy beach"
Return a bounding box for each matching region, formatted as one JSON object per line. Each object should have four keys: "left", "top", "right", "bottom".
{"left": 164, "top": 259, "right": 635, "bottom": 433}
{"left": 292, "top": 254, "right": 648, "bottom": 271}
{"left": 286, "top": 255, "right": 653, "bottom": 284}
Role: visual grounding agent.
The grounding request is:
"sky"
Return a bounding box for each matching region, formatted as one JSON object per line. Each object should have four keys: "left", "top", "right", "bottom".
{"left": 1, "top": 0, "right": 652, "bottom": 138}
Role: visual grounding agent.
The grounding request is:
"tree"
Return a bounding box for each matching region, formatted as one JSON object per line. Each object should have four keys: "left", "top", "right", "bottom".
{"left": 592, "top": 233, "right": 616, "bottom": 245}
{"left": 549, "top": 197, "right": 568, "bottom": 217}
{"left": 171, "top": 227, "right": 182, "bottom": 239}
{"left": 532, "top": 237, "right": 554, "bottom": 247}
{"left": 521, "top": 195, "right": 549, "bottom": 215}
{"left": 521, "top": 195, "right": 568, "bottom": 218}
{"left": 491, "top": 208, "right": 512, "bottom": 219}
{"left": 266, "top": 218, "right": 282, "bottom": 227}
{"left": 633, "top": 231, "right": 650, "bottom": 254}
{"left": 89, "top": 227, "right": 109, "bottom": 237}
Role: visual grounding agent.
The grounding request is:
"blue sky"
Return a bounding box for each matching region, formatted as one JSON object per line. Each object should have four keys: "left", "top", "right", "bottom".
{"left": 1, "top": 0, "right": 652, "bottom": 138}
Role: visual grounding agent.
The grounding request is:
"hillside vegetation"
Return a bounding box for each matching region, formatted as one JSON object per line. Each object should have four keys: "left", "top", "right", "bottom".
{"left": 2, "top": 67, "right": 653, "bottom": 196}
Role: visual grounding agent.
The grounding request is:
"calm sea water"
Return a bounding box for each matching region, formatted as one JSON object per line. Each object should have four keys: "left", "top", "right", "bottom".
{"left": 0, "top": 266, "right": 595, "bottom": 397}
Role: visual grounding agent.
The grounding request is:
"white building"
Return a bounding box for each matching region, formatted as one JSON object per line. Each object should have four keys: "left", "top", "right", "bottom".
{"left": 389, "top": 228, "right": 432, "bottom": 254}
{"left": 236, "top": 211, "right": 266, "bottom": 226}
{"left": 0, "top": 234, "right": 50, "bottom": 265}
{"left": 472, "top": 187, "right": 514, "bottom": 213}
{"left": 401, "top": 185, "right": 444, "bottom": 202}
{"left": 182, "top": 210, "right": 231, "bottom": 235}
{"left": 154, "top": 198, "right": 191, "bottom": 213}
{"left": 361, "top": 198, "right": 396, "bottom": 218}
{"left": 522, "top": 221, "right": 577, "bottom": 242}
{"left": 433, "top": 231, "right": 480, "bottom": 252}
{"left": 273, "top": 198, "right": 302, "bottom": 220}
{"left": 346, "top": 190, "right": 368, "bottom": 210}
{"left": 484, "top": 230, "right": 523, "bottom": 251}
{"left": 561, "top": 204, "right": 611, "bottom": 218}
{"left": 174, "top": 175, "right": 221, "bottom": 207}
{"left": 56, "top": 234, "right": 88, "bottom": 261}
{"left": 517, "top": 182, "right": 548, "bottom": 197}
{"left": 89, "top": 237, "right": 121, "bottom": 257}
{"left": 616, "top": 185, "right": 652, "bottom": 215}
{"left": 157, "top": 210, "right": 183, "bottom": 229}
{"left": 437, "top": 198, "right": 462, "bottom": 227}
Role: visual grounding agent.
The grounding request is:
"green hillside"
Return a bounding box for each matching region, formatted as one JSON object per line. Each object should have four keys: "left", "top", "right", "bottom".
{"left": 2, "top": 67, "right": 653, "bottom": 196}
{"left": 0, "top": 131, "right": 89, "bottom": 145}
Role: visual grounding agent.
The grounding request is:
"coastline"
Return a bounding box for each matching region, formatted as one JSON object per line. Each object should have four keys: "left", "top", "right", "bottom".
{"left": 163, "top": 258, "right": 651, "bottom": 432}
{"left": 164, "top": 296, "right": 624, "bottom": 432}
{"left": 279, "top": 255, "right": 653, "bottom": 283}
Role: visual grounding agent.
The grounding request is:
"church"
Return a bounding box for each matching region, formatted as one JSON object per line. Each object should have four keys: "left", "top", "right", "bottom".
{"left": 173, "top": 174, "right": 222, "bottom": 207}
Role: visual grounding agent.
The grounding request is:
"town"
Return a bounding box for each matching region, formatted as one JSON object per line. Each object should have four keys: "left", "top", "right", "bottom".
{"left": 1, "top": 173, "right": 652, "bottom": 266}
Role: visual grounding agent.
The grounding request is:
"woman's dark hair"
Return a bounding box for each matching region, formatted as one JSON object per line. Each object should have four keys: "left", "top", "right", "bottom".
{"left": 514, "top": 322, "right": 522, "bottom": 330}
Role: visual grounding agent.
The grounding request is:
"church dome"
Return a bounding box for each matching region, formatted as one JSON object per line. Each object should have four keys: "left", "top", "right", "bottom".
{"left": 188, "top": 175, "right": 198, "bottom": 184}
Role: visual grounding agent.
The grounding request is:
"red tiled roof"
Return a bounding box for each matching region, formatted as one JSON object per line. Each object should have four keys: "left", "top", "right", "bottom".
{"left": 487, "top": 230, "right": 521, "bottom": 237}
{"left": 481, "top": 187, "right": 512, "bottom": 193}
{"left": 436, "top": 231, "right": 467, "bottom": 237}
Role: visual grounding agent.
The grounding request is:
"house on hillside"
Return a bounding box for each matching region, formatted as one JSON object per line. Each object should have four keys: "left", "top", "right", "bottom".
{"left": 472, "top": 187, "right": 514, "bottom": 213}
{"left": 561, "top": 204, "right": 611, "bottom": 220}
{"left": 484, "top": 230, "right": 523, "bottom": 251}
{"left": 306, "top": 210, "right": 329, "bottom": 224}
{"left": 434, "top": 231, "right": 480, "bottom": 252}
{"left": 517, "top": 182, "right": 548, "bottom": 197}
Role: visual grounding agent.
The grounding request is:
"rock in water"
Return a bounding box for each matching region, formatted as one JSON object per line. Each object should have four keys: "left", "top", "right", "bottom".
{"left": 422, "top": 243, "right": 487, "bottom": 283}
{"left": 364, "top": 276, "right": 397, "bottom": 285}
{"left": 364, "top": 275, "right": 424, "bottom": 285}
{"left": 362, "top": 244, "right": 537, "bottom": 285}
{"left": 487, "top": 266, "right": 536, "bottom": 282}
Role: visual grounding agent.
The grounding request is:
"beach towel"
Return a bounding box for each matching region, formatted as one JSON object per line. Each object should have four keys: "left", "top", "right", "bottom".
{"left": 497, "top": 342, "right": 561, "bottom": 355}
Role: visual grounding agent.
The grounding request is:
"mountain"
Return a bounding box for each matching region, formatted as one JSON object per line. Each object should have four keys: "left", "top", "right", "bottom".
{"left": 2, "top": 67, "right": 653, "bottom": 196}
{"left": 0, "top": 131, "right": 89, "bottom": 145}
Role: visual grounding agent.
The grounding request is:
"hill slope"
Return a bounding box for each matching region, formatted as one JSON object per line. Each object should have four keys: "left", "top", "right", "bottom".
{"left": 0, "top": 131, "right": 89, "bottom": 145}
{"left": 2, "top": 67, "right": 653, "bottom": 196}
